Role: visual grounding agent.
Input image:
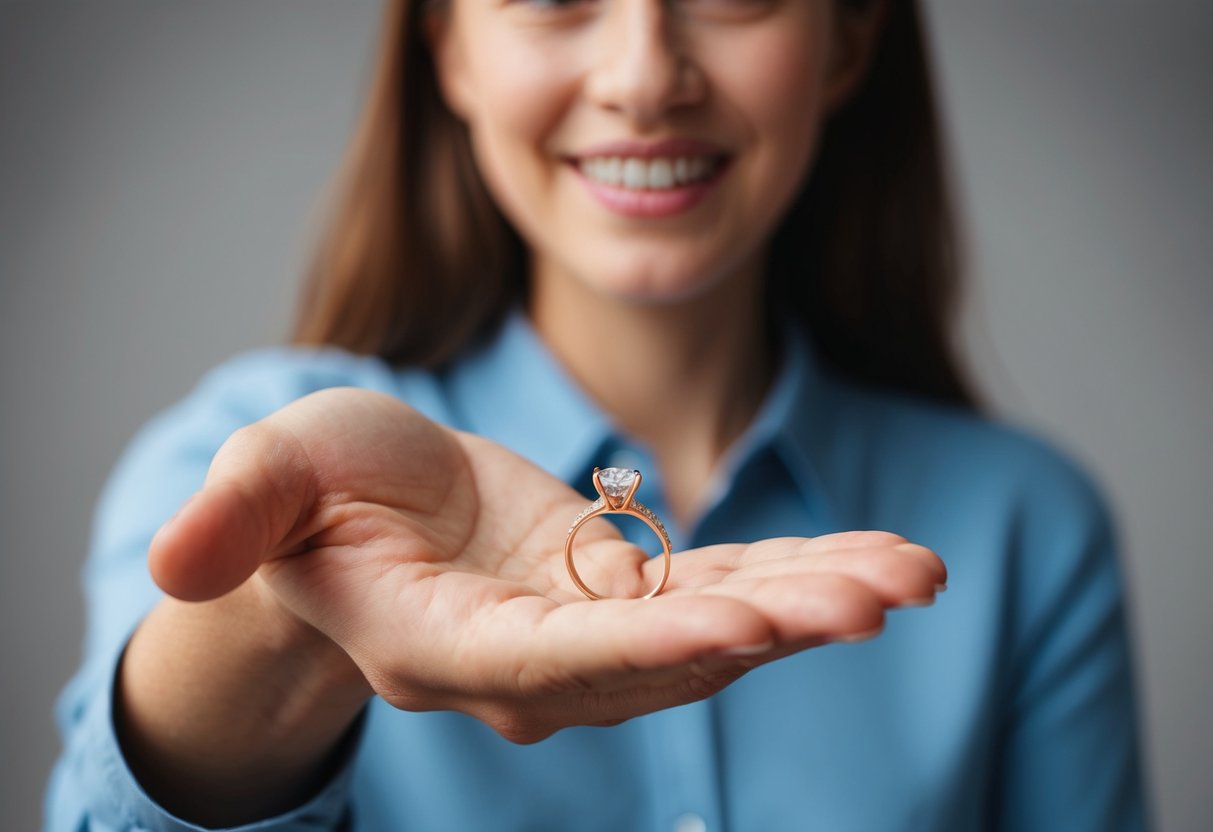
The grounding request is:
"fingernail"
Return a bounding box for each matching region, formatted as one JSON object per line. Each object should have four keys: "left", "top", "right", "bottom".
{"left": 897, "top": 596, "right": 936, "bottom": 608}
{"left": 837, "top": 626, "right": 883, "bottom": 644}
{"left": 935, "top": 583, "right": 948, "bottom": 593}
{"left": 722, "top": 640, "right": 775, "bottom": 657}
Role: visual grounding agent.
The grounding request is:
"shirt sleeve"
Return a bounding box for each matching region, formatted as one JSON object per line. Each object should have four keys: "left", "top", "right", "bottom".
{"left": 991, "top": 447, "right": 1150, "bottom": 831}
{"left": 44, "top": 349, "right": 390, "bottom": 832}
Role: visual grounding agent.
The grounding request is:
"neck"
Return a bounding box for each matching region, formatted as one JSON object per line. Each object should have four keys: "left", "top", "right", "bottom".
{"left": 529, "top": 263, "right": 775, "bottom": 526}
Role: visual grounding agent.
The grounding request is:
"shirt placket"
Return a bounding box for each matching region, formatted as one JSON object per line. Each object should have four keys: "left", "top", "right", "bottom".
{"left": 610, "top": 451, "right": 727, "bottom": 832}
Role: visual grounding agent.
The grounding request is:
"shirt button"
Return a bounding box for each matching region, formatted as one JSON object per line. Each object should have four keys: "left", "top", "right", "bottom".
{"left": 673, "top": 813, "right": 708, "bottom": 832}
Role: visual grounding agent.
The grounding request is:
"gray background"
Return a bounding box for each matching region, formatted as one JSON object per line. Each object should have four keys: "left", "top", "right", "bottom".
{"left": 1, "top": 2, "right": 1209, "bottom": 830}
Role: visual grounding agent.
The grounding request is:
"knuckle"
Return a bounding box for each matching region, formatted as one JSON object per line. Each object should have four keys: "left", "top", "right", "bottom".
{"left": 225, "top": 421, "right": 277, "bottom": 456}
{"left": 363, "top": 666, "right": 434, "bottom": 713}
{"left": 857, "top": 530, "right": 910, "bottom": 548}
{"left": 820, "top": 530, "right": 908, "bottom": 550}
{"left": 685, "top": 666, "right": 746, "bottom": 700}
{"left": 814, "top": 574, "right": 885, "bottom": 626}
{"left": 489, "top": 711, "right": 552, "bottom": 745}
{"left": 374, "top": 683, "right": 433, "bottom": 713}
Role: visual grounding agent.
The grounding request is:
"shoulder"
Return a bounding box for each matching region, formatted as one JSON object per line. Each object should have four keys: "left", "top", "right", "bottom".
{"left": 828, "top": 378, "right": 1115, "bottom": 544}
{"left": 827, "top": 379, "right": 1127, "bottom": 645}
{"left": 94, "top": 347, "right": 450, "bottom": 549}
{"left": 137, "top": 344, "right": 461, "bottom": 457}
{"left": 180, "top": 345, "right": 447, "bottom": 422}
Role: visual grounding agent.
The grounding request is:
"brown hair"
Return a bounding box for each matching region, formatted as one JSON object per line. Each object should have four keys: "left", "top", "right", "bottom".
{"left": 292, "top": 0, "right": 980, "bottom": 409}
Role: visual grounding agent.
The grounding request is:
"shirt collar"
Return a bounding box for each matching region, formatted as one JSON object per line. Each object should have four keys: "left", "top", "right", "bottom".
{"left": 442, "top": 307, "right": 843, "bottom": 526}
{"left": 680, "top": 318, "right": 843, "bottom": 529}
{"left": 765, "top": 322, "right": 846, "bottom": 529}
{"left": 442, "top": 308, "right": 613, "bottom": 486}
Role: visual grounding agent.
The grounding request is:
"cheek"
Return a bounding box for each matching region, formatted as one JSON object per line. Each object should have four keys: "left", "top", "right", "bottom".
{"left": 459, "top": 28, "right": 581, "bottom": 224}
{"left": 714, "top": 22, "right": 831, "bottom": 171}
{"left": 696, "top": 25, "right": 830, "bottom": 257}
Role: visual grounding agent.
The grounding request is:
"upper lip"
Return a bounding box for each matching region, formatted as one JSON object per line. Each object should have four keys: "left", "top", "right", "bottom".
{"left": 569, "top": 138, "right": 728, "bottom": 161}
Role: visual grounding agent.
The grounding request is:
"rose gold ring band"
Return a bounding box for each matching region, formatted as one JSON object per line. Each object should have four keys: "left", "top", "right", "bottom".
{"left": 564, "top": 467, "right": 671, "bottom": 600}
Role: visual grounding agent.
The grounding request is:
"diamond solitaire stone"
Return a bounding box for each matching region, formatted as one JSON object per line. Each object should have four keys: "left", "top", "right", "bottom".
{"left": 596, "top": 467, "right": 638, "bottom": 499}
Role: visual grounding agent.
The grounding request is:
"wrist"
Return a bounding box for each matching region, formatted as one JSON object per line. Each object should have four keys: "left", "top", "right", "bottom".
{"left": 241, "top": 573, "right": 373, "bottom": 714}
{"left": 117, "top": 578, "right": 371, "bottom": 826}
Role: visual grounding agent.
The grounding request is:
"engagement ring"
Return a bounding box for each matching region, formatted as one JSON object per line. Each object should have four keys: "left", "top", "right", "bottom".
{"left": 564, "top": 467, "right": 671, "bottom": 600}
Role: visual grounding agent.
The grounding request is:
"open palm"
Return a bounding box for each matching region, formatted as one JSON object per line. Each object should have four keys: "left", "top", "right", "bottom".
{"left": 150, "top": 387, "right": 945, "bottom": 742}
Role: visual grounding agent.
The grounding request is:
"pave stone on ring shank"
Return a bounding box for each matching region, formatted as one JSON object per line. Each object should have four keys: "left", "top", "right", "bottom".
{"left": 564, "top": 467, "right": 672, "bottom": 600}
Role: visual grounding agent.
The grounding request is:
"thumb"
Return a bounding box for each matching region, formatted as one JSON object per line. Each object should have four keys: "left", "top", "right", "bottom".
{"left": 149, "top": 423, "right": 316, "bottom": 602}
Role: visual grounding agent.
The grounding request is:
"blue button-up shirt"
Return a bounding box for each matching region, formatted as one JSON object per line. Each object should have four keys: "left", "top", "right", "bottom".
{"left": 46, "top": 310, "right": 1148, "bottom": 830}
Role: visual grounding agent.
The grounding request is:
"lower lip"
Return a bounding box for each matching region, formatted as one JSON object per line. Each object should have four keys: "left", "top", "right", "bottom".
{"left": 570, "top": 160, "right": 728, "bottom": 219}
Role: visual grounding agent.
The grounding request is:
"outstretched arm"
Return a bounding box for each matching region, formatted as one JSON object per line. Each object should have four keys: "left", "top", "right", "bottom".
{"left": 55, "top": 385, "right": 947, "bottom": 830}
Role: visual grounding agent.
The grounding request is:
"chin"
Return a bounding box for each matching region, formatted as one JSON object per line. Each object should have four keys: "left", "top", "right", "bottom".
{"left": 585, "top": 253, "right": 735, "bottom": 306}
{"left": 592, "top": 276, "right": 720, "bottom": 307}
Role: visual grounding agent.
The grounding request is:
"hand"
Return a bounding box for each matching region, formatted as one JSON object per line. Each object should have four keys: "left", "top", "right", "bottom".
{"left": 151, "top": 387, "right": 946, "bottom": 742}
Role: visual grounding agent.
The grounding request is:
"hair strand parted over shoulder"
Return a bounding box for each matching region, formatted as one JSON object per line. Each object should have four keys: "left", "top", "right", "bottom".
{"left": 292, "top": 0, "right": 525, "bottom": 368}
{"left": 292, "top": 0, "right": 980, "bottom": 410}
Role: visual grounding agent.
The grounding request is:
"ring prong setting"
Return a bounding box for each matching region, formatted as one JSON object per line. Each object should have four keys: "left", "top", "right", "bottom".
{"left": 568, "top": 467, "right": 671, "bottom": 600}
{"left": 592, "top": 466, "right": 642, "bottom": 511}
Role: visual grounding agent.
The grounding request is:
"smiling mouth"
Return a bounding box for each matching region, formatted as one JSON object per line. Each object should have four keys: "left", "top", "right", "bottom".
{"left": 572, "top": 155, "right": 728, "bottom": 191}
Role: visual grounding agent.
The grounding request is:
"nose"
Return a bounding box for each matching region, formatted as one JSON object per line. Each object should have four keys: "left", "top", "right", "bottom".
{"left": 584, "top": 0, "right": 705, "bottom": 126}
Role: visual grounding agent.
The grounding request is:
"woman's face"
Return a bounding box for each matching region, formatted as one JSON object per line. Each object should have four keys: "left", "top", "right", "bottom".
{"left": 429, "top": 0, "right": 876, "bottom": 306}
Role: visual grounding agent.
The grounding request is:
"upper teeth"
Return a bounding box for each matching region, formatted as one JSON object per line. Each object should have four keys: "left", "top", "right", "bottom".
{"left": 579, "top": 157, "right": 718, "bottom": 190}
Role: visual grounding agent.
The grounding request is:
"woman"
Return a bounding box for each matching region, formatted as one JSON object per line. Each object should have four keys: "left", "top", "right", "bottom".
{"left": 46, "top": 0, "right": 1147, "bottom": 829}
